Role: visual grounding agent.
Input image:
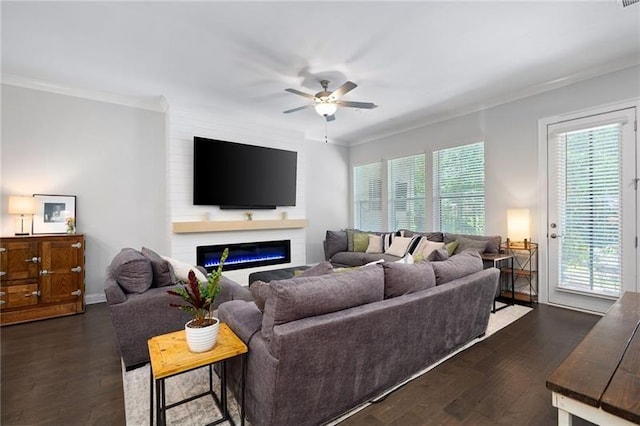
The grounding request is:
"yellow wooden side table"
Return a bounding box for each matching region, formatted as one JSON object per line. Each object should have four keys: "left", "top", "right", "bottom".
{"left": 148, "top": 323, "right": 248, "bottom": 426}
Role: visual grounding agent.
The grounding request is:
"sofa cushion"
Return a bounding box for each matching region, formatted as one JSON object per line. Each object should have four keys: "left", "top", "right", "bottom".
{"left": 444, "top": 233, "right": 501, "bottom": 254}
{"left": 141, "top": 247, "right": 173, "bottom": 287}
{"left": 261, "top": 264, "right": 385, "bottom": 340}
{"left": 325, "top": 230, "right": 348, "bottom": 259}
{"left": 109, "top": 248, "right": 153, "bottom": 294}
{"left": 453, "top": 237, "right": 488, "bottom": 255}
{"left": 330, "top": 251, "right": 368, "bottom": 266}
{"left": 250, "top": 261, "right": 334, "bottom": 311}
{"left": 432, "top": 251, "right": 483, "bottom": 285}
{"left": 362, "top": 253, "right": 402, "bottom": 264}
{"left": 382, "top": 261, "right": 436, "bottom": 298}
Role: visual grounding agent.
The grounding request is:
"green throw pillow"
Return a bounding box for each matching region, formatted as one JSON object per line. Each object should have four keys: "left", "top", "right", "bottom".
{"left": 353, "top": 233, "right": 370, "bottom": 252}
{"left": 445, "top": 241, "right": 458, "bottom": 257}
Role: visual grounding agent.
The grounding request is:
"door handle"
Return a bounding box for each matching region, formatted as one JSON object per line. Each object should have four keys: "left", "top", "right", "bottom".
{"left": 70, "top": 289, "right": 82, "bottom": 297}
{"left": 550, "top": 233, "right": 563, "bottom": 239}
{"left": 39, "top": 270, "right": 54, "bottom": 276}
{"left": 70, "top": 266, "right": 82, "bottom": 273}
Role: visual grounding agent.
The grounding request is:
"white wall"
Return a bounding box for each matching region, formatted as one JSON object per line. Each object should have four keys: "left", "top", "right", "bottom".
{"left": 167, "top": 105, "right": 349, "bottom": 285}
{"left": 349, "top": 65, "right": 640, "bottom": 304}
{"left": 1, "top": 85, "right": 167, "bottom": 303}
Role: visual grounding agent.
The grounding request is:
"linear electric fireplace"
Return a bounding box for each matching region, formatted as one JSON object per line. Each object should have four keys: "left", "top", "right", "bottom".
{"left": 197, "top": 240, "right": 291, "bottom": 272}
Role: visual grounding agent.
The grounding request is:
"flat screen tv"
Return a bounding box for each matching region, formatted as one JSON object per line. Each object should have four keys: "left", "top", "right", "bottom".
{"left": 193, "top": 137, "right": 297, "bottom": 209}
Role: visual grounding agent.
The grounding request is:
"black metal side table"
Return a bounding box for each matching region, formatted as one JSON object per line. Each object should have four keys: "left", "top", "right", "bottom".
{"left": 481, "top": 253, "right": 514, "bottom": 312}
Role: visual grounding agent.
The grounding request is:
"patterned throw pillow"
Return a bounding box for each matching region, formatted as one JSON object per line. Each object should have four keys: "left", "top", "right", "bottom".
{"left": 385, "top": 236, "right": 414, "bottom": 257}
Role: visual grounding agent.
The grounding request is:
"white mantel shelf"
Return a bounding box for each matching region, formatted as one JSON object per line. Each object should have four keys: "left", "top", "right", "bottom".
{"left": 172, "top": 219, "right": 308, "bottom": 234}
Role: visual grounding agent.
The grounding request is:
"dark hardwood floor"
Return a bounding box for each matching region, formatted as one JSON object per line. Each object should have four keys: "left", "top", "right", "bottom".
{"left": 1, "top": 303, "right": 599, "bottom": 426}
{"left": 1, "top": 304, "right": 125, "bottom": 425}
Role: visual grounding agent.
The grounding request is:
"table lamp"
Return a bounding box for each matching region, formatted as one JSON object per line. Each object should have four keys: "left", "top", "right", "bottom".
{"left": 8, "top": 195, "right": 35, "bottom": 236}
{"left": 507, "top": 208, "right": 530, "bottom": 248}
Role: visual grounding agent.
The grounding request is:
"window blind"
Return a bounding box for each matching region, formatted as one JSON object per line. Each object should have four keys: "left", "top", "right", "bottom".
{"left": 388, "top": 154, "right": 426, "bottom": 231}
{"left": 433, "top": 142, "right": 485, "bottom": 234}
{"left": 555, "top": 123, "right": 622, "bottom": 296}
{"left": 353, "top": 162, "right": 383, "bottom": 231}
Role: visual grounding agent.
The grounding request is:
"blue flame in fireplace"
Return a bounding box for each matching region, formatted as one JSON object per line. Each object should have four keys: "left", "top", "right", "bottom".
{"left": 204, "top": 253, "right": 287, "bottom": 269}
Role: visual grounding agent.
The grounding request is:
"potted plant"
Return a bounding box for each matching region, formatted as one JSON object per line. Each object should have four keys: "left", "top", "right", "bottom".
{"left": 167, "top": 248, "right": 228, "bottom": 352}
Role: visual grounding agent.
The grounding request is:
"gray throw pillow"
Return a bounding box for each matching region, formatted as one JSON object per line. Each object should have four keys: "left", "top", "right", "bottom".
{"left": 250, "top": 280, "right": 271, "bottom": 311}
{"left": 325, "top": 230, "right": 348, "bottom": 259}
{"left": 382, "top": 261, "right": 436, "bottom": 299}
{"left": 454, "top": 237, "right": 488, "bottom": 255}
{"left": 141, "top": 247, "right": 173, "bottom": 287}
{"left": 427, "top": 248, "right": 449, "bottom": 262}
{"left": 432, "top": 251, "right": 483, "bottom": 286}
{"left": 444, "top": 233, "right": 501, "bottom": 254}
{"left": 109, "top": 248, "right": 153, "bottom": 294}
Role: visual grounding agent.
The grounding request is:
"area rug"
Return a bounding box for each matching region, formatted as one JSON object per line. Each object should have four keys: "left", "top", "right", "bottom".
{"left": 123, "top": 304, "right": 532, "bottom": 426}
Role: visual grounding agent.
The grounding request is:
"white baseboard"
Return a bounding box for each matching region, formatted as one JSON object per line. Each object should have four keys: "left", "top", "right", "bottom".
{"left": 86, "top": 293, "right": 106, "bottom": 305}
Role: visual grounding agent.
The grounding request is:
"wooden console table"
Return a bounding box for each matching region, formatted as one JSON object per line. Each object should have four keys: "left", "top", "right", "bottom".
{"left": 546, "top": 291, "right": 640, "bottom": 425}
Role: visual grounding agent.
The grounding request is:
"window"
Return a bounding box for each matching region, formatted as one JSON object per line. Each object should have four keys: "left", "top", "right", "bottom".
{"left": 433, "top": 142, "right": 485, "bottom": 234}
{"left": 555, "top": 123, "right": 623, "bottom": 296}
{"left": 353, "top": 162, "right": 382, "bottom": 231}
{"left": 388, "top": 154, "right": 425, "bottom": 231}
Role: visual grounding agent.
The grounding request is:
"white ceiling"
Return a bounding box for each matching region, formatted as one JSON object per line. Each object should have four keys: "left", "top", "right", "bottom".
{"left": 2, "top": 1, "right": 639, "bottom": 144}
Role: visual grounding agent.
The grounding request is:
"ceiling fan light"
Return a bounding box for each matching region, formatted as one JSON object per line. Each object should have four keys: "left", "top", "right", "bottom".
{"left": 315, "top": 102, "right": 337, "bottom": 117}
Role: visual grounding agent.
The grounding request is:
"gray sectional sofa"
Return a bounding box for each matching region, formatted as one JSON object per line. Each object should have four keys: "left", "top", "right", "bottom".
{"left": 324, "top": 228, "right": 502, "bottom": 267}
{"left": 219, "top": 251, "right": 499, "bottom": 426}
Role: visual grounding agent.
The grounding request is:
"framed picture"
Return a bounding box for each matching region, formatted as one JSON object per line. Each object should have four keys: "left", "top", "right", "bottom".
{"left": 32, "top": 194, "right": 76, "bottom": 234}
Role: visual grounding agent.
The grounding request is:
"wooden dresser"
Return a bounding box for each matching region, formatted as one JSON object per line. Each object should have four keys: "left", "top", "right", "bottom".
{"left": 0, "top": 234, "right": 85, "bottom": 325}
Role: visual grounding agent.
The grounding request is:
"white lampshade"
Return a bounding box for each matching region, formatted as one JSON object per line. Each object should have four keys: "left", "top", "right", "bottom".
{"left": 315, "top": 101, "right": 337, "bottom": 117}
{"left": 507, "top": 209, "right": 530, "bottom": 242}
{"left": 8, "top": 195, "right": 35, "bottom": 215}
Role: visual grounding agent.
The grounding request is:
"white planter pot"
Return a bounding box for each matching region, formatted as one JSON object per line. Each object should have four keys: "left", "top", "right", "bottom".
{"left": 184, "top": 317, "right": 220, "bottom": 353}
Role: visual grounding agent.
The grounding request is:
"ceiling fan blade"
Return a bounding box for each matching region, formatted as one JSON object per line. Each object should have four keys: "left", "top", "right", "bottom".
{"left": 329, "top": 81, "right": 357, "bottom": 100}
{"left": 336, "top": 100, "right": 378, "bottom": 109}
{"left": 283, "top": 105, "right": 312, "bottom": 114}
{"left": 326, "top": 114, "right": 336, "bottom": 122}
{"left": 285, "top": 88, "right": 316, "bottom": 100}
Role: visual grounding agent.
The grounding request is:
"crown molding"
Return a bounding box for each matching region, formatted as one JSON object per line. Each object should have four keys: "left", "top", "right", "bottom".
{"left": 345, "top": 59, "right": 640, "bottom": 147}
{"left": 1, "top": 74, "right": 168, "bottom": 112}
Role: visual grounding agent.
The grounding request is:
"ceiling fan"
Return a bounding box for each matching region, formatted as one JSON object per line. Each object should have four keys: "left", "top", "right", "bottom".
{"left": 283, "top": 80, "right": 377, "bottom": 122}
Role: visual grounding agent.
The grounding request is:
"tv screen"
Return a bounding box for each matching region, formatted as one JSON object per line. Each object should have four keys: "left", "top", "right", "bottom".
{"left": 193, "top": 137, "right": 297, "bottom": 209}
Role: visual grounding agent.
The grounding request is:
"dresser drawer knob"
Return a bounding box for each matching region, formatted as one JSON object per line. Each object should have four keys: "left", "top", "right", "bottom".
{"left": 0, "top": 247, "right": 6, "bottom": 253}
{"left": 71, "top": 242, "right": 82, "bottom": 249}
{"left": 25, "top": 257, "right": 40, "bottom": 263}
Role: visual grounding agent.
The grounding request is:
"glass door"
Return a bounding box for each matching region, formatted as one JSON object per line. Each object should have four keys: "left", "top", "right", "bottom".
{"left": 547, "top": 107, "right": 637, "bottom": 312}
